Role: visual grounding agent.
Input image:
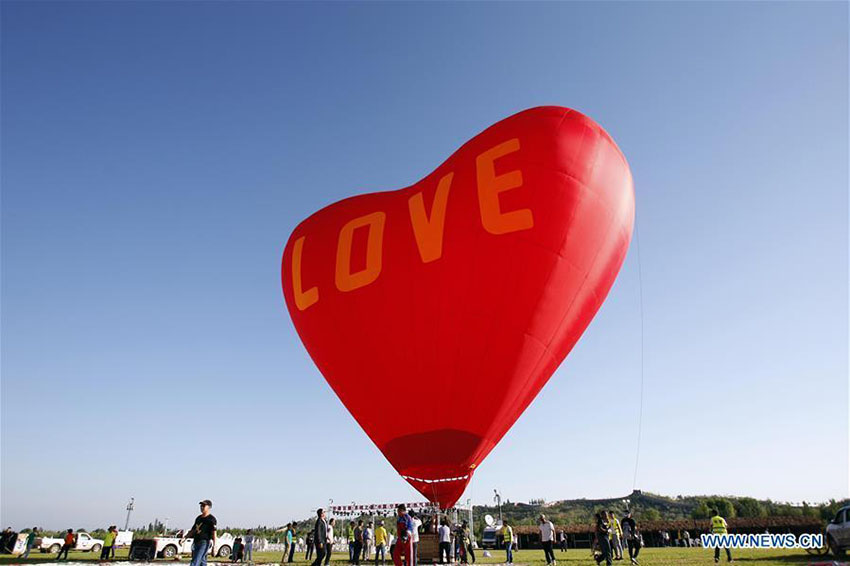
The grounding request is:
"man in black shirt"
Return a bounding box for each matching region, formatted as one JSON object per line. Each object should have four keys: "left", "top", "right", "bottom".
{"left": 594, "top": 513, "right": 612, "bottom": 566}
{"left": 621, "top": 512, "right": 639, "bottom": 565}
{"left": 312, "top": 509, "right": 329, "bottom": 566}
{"left": 353, "top": 520, "right": 364, "bottom": 566}
{"left": 187, "top": 500, "right": 217, "bottom": 566}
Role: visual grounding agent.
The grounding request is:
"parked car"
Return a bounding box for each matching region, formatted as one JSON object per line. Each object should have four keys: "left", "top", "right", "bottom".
{"left": 481, "top": 525, "right": 501, "bottom": 549}
{"left": 37, "top": 532, "right": 104, "bottom": 554}
{"left": 154, "top": 532, "right": 234, "bottom": 559}
{"left": 826, "top": 505, "right": 850, "bottom": 557}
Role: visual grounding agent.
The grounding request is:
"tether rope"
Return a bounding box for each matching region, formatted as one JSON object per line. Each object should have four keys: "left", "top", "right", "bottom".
{"left": 632, "top": 220, "right": 645, "bottom": 492}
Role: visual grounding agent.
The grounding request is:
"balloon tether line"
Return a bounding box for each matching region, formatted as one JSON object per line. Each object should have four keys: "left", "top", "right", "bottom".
{"left": 631, "top": 221, "right": 645, "bottom": 492}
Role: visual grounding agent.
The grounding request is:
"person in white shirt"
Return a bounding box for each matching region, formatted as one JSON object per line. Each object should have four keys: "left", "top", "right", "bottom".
{"left": 437, "top": 520, "right": 452, "bottom": 564}
{"left": 410, "top": 512, "right": 423, "bottom": 566}
{"left": 539, "top": 514, "right": 556, "bottom": 566}
{"left": 325, "top": 519, "right": 335, "bottom": 566}
{"left": 362, "top": 523, "right": 373, "bottom": 561}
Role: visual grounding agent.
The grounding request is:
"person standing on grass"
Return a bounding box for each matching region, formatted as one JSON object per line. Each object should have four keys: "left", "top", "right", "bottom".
{"left": 20, "top": 528, "right": 37, "bottom": 559}
{"left": 392, "top": 505, "right": 414, "bottom": 566}
{"left": 410, "top": 512, "right": 422, "bottom": 566}
{"left": 462, "top": 521, "right": 475, "bottom": 564}
{"left": 594, "top": 513, "right": 612, "bottom": 566}
{"left": 306, "top": 527, "right": 315, "bottom": 561}
{"left": 437, "top": 520, "right": 451, "bottom": 565}
{"left": 375, "top": 520, "right": 388, "bottom": 566}
{"left": 539, "top": 514, "right": 556, "bottom": 566}
{"left": 244, "top": 529, "right": 255, "bottom": 563}
{"left": 710, "top": 509, "right": 732, "bottom": 564}
{"left": 560, "top": 530, "right": 567, "bottom": 552}
{"left": 56, "top": 529, "right": 75, "bottom": 560}
{"left": 608, "top": 511, "right": 623, "bottom": 560}
{"left": 312, "top": 509, "right": 329, "bottom": 566}
{"left": 348, "top": 521, "right": 357, "bottom": 563}
{"left": 502, "top": 520, "right": 513, "bottom": 564}
{"left": 101, "top": 526, "right": 117, "bottom": 561}
{"left": 186, "top": 500, "right": 217, "bottom": 566}
{"left": 363, "top": 521, "right": 373, "bottom": 562}
{"left": 353, "top": 520, "right": 364, "bottom": 566}
{"left": 287, "top": 522, "right": 297, "bottom": 563}
{"left": 620, "top": 512, "right": 639, "bottom": 565}
{"left": 325, "top": 517, "right": 336, "bottom": 566}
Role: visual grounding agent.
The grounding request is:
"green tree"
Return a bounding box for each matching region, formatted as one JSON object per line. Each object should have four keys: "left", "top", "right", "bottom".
{"left": 705, "top": 498, "right": 735, "bottom": 518}
{"left": 642, "top": 509, "right": 661, "bottom": 521}
{"left": 734, "top": 498, "right": 766, "bottom": 518}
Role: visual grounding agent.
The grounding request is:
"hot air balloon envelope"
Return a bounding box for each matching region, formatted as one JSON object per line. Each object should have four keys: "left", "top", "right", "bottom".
{"left": 282, "top": 106, "right": 634, "bottom": 509}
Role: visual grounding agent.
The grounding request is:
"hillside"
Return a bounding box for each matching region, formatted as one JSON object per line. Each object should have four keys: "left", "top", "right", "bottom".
{"left": 469, "top": 490, "right": 845, "bottom": 533}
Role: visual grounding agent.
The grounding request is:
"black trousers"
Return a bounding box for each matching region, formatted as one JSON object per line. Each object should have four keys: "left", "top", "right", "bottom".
{"left": 325, "top": 542, "right": 333, "bottom": 566}
{"left": 466, "top": 544, "right": 475, "bottom": 564}
{"left": 597, "top": 536, "right": 612, "bottom": 566}
{"left": 57, "top": 544, "right": 71, "bottom": 560}
{"left": 626, "top": 539, "right": 641, "bottom": 560}
{"left": 353, "top": 542, "right": 363, "bottom": 565}
{"left": 306, "top": 543, "right": 314, "bottom": 561}
{"left": 714, "top": 547, "right": 732, "bottom": 562}
{"left": 101, "top": 545, "right": 113, "bottom": 560}
{"left": 375, "top": 544, "right": 386, "bottom": 566}
{"left": 312, "top": 544, "right": 326, "bottom": 566}
{"left": 289, "top": 543, "right": 296, "bottom": 562}
{"left": 542, "top": 541, "right": 555, "bottom": 564}
{"left": 438, "top": 542, "right": 451, "bottom": 564}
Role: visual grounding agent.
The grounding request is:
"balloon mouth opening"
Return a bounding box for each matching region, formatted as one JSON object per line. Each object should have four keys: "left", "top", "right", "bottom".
{"left": 383, "top": 428, "right": 483, "bottom": 480}
{"left": 402, "top": 474, "right": 473, "bottom": 510}
{"left": 400, "top": 474, "right": 470, "bottom": 484}
{"left": 382, "top": 429, "right": 482, "bottom": 509}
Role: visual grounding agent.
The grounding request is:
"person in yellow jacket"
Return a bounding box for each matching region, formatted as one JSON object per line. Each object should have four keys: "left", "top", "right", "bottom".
{"left": 608, "top": 511, "right": 623, "bottom": 560}
{"left": 710, "top": 510, "right": 732, "bottom": 563}
{"left": 501, "top": 521, "right": 513, "bottom": 564}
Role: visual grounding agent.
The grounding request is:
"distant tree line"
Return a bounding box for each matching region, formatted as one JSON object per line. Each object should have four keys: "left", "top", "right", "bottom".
{"left": 19, "top": 492, "right": 847, "bottom": 540}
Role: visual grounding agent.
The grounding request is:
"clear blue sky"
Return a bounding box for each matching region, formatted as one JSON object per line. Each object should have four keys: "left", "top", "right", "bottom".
{"left": 2, "top": 1, "right": 847, "bottom": 531}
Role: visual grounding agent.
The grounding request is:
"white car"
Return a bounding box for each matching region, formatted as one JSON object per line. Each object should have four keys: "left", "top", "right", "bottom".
{"left": 155, "top": 533, "right": 234, "bottom": 559}
{"left": 37, "top": 532, "right": 104, "bottom": 554}
{"left": 826, "top": 505, "right": 850, "bottom": 557}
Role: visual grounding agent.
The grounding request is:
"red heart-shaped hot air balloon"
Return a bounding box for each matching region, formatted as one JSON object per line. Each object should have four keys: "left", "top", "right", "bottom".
{"left": 281, "top": 106, "right": 634, "bottom": 509}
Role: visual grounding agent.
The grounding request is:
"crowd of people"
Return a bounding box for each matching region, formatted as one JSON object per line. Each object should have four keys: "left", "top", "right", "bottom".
{"left": 591, "top": 510, "right": 642, "bottom": 566}
{"left": 301, "top": 506, "right": 482, "bottom": 566}
{"left": 199, "top": 502, "right": 734, "bottom": 566}
{"left": 3, "top": 499, "right": 735, "bottom": 566}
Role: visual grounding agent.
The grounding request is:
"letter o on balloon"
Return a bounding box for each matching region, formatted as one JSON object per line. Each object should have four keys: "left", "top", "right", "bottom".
{"left": 335, "top": 211, "right": 386, "bottom": 292}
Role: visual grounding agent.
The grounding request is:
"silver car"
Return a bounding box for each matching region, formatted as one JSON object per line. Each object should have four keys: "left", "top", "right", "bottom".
{"left": 826, "top": 505, "right": 850, "bottom": 557}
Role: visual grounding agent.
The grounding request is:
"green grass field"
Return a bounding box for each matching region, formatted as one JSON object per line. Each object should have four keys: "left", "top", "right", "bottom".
{"left": 0, "top": 548, "right": 823, "bottom": 566}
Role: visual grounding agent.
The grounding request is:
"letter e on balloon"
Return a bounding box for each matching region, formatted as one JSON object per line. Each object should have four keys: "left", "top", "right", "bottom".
{"left": 476, "top": 138, "right": 533, "bottom": 235}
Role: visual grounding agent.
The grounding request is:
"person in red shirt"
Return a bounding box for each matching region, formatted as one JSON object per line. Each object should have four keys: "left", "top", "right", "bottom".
{"left": 57, "top": 529, "right": 75, "bottom": 560}
{"left": 392, "top": 505, "right": 414, "bottom": 566}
